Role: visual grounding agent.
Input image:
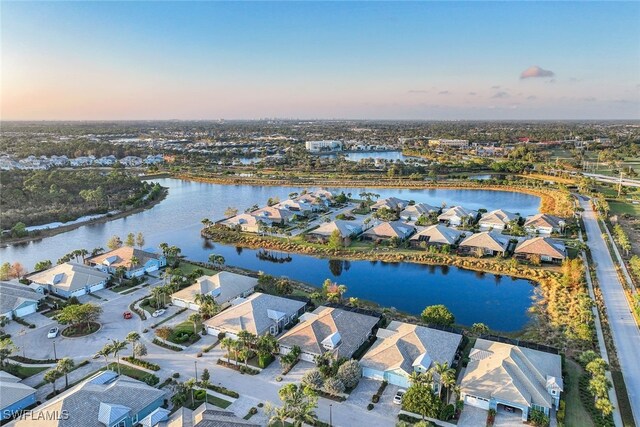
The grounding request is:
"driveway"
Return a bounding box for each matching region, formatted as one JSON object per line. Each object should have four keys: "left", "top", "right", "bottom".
{"left": 580, "top": 197, "right": 640, "bottom": 425}
{"left": 458, "top": 405, "right": 488, "bottom": 427}
{"left": 349, "top": 379, "right": 401, "bottom": 419}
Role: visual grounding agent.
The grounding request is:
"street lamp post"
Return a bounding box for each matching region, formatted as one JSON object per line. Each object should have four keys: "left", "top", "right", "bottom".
{"left": 194, "top": 360, "right": 198, "bottom": 380}
{"left": 53, "top": 342, "right": 57, "bottom": 361}
{"left": 329, "top": 404, "right": 333, "bottom": 427}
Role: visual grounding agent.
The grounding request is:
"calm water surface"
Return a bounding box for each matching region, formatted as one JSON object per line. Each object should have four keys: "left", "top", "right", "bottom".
{"left": 1, "top": 178, "right": 540, "bottom": 331}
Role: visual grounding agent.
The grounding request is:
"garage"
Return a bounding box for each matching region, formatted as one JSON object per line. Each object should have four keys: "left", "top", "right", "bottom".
{"left": 188, "top": 302, "right": 200, "bottom": 311}
{"left": 384, "top": 371, "right": 410, "bottom": 388}
{"left": 172, "top": 299, "right": 187, "bottom": 308}
{"left": 464, "top": 394, "right": 491, "bottom": 410}
{"left": 88, "top": 282, "right": 105, "bottom": 293}
{"left": 361, "top": 367, "right": 385, "bottom": 381}
{"left": 13, "top": 302, "right": 37, "bottom": 318}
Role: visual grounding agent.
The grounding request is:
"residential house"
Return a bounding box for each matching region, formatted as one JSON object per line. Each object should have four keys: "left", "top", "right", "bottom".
{"left": 13, "top": 371, "right": 166, "bottom": 427}
{"left": 27, "top": 262, "right": 110, "bottom": 298}
{"left": 307, "top": 220, "right": 363, "bottom": 244}
{"left": 296, "top": 193, "right": 331, "bottom": 211}
{"left": 148, "top": 403, "right": 259, "bottom": 427}
{"left": 514, "top": 237, "right": 567, "bottom": 264}
{"left": 479, "top": 209, "right": 520, "bottom": 231}
{"left": 250, "top": 206, "right": 295, "bottom": 225}
{"left": 272, "top": 199, "right": 313, "bottom": 215}
{"left": 171, "top": 271, "right": 257, "bottom": 310}
{"left": 409, "top": 224, "right": 465, "bottom": 249}
{"left": 360, "top": 321, "right": 462, "bottom": 389}
{"left": 400, "top": 203, "right": 439, "bottom": 221}
{"left": 371, "top": 197, "right": 410, "bottom": 212}
{"left": 458, "top": 232, "right": 511, "bottom": 257}
{"left": 203, "top": 292, "right": 306, "bottom": 339}
{"left": 86, "top": 247, "right": 166, "bottom": 279}
{"left": 219, "top": 213, "right": 260, "bottom": 233}
{"left": 0, "top": 371, "right": 37, "bottom": 420}
{"left": 524, "top": 214, "right": 566, "bottom": 235}
{"left": 0, "top": 281, "right": 45, "bottom": 318}
{"left": 438, "top": 206, "right": 478, "bottom": 227}
{"left": 278, "top": 306, "right": 380, "bottom": 362}
{"left": 460, "top": 339, "right": 563, "bottom": 422}
{"left": 362, "top": 221, "right": 416, "bottom": 242}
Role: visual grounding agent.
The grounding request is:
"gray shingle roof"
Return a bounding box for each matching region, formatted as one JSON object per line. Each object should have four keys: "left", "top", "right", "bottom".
{"left": 203, "top": 292, "right": 305, "bottom": 336}
{"left": 278, "top": 306, "right": 379, "bottom": 358}
{"left": 27, "top": 263, "right": 109, "bottom": 292}
{"left": 0, "top": 371, "right": 36, "bottom": 412}
{"left": 0, "top": 281, "right": 45, "bottom": 315}
{"left": 13, "top": 372, "right": 166, "bottom": 427}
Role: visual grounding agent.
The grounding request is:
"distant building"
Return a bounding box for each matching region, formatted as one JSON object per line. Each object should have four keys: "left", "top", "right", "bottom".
{"left": 305, "top": 140, "right": 343, "bottom": 153}
{"left": 171, "top": 271, "right": 257, "bottom": 309}
{"left": 428, "top": 139, "right": 470, "bottom": 150}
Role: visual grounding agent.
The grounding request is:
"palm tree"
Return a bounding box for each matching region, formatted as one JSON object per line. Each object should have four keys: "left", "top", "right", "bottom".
{"left": 44, "top": 369, "right": 61, "bottom": 396}
{"left": 56, "top": 358, "right": 75, "bottom": 389}
{"left": 434, "top": 362, "right": 455, "bottom": 396}
{"left": 441, "top": 370, "right": 457, "bottom": 403}
{"left": 96, "top": 343, "right": 112, "bottom": 369}
{"left": 277, "top": 383, "right": 318, "bottom": 427}
{"left": 194, "top": 293, "right": 218, "bottom": 318}
{"left": 221, "top": 337, "right": 235, "bottom": 363}
{"left": 125, "top": 332, "right": 141, "bottom": 358}
{"left": 188, "top": 313, "right": 202, "bottom": 335}
{"left": 115, "top": 266, "right": 127, "bottom": 285}
{"left": 109, "top": 339, "right": 127, "bottom": 375}
{"left": 130, "top": 256, "right": 139, "bottom": 269}
{"left": 184, "top": 378, "right": 197, "bottom": 407}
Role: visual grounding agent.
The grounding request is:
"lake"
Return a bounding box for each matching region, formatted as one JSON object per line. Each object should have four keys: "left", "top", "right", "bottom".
{"left": 1, "top": 178, "right": 541, "bottom": 331}
{"left": 319, "top": 150, "right": 419, "bottom": 162}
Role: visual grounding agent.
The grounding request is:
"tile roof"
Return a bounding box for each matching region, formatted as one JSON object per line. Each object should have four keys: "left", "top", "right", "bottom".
{"left": 220, "top": 214, "right": 258, "bottom": 228}
{"left": 158, "top": 403, "right": 260, "bottom": 427}
{"left": 87, "top": 247, "right": 163, "bottom": 270}
{"left": 400, "top": 203, "right": 439, "bottom": 218}
{"left": 479, "top": 209, "right": 519, "bottom": 226}
{"left": 363, "top": 221, "right": 415, "bottom": 239}
{"left": 409, "top": 224, "right": 465, "bottom": 245}
{"left": 461, "top": 339, "right": 562, "bottom": 410}
{"left": 515, "top": 237, "right": 566, "bottom": 259}
{"left": 278, "top": 306, "right": 379, "bottom": 358}
{"left": 251, "top": 206, "right": 295, "bottom": 222}
{"left": 203, "top": 292, "right": 305, "bottom": 336}
{"left": 524, "top": 214, "right": 565, "bottom": 230}
{"left": 172, "top": 272, "right": 257, "bottom": 305}
{"left": 361, "top": 321, "right": 462, "bottom": 378}
{"left": 27, "top": 263, "right": 109, "bottom": 292}
{"left": 372, "top": 197, "right": 410, "bottom": 211}
{"left": 310, "top": 220, "right": 362, "bottom": 238}
{"left": 13, "top": 372, "right": 166, "bottom": 427}
{"left": 459, "top": 232, "right": 511, "bottom": 252}
{"left": 437, "top": 206, "right": 478, "bottom": 222}
{"left": 0, "top": 281, "right": 45, "bottom": 315}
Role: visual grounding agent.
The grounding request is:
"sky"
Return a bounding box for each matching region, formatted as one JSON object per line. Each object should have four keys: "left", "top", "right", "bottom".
{"left": 2, "top": 1, "right": 640, "bottom": 120}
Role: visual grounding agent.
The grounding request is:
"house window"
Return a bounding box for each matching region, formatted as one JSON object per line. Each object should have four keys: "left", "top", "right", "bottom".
{"left": 131, "top": 414, "right": 138, "bottom": 423}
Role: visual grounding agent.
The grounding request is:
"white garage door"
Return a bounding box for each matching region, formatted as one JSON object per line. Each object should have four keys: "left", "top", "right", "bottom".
{"left": 206, "top": 327, "right": 220, "bottom": 337}
{"left": 14, "top": 304, "right": 36, "bottom": 318}
{"left": 188, "top": 303, "right": 200, "bottom": 311}
{"left": 465, "top": 395, "right": 490, "bottom": 410}
{"left": 89, "top": 282, "right": 105, "bottom": 292}
{"left": 300, "top": 352, "right": 315, "bottom": 362}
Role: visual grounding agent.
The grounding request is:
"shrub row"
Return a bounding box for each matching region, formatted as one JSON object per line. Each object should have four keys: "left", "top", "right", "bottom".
{"left": 578, "top": 375, "right": 615, "bottom": 427}
{"left": 217, "top": 359, "right": 260, "bottom": 375}
{"left": 203, "top": 382, "right": 240, "bottom": 398}
{"left": 151, "top": 338, "right": 183, "bottom": 352}
{"left": 122, "top": 356, "right": 160, "bottom": 371}
{"left": 13, "top": 317, "right": 36, "bottom": 328}
{"left": 372, "top": 380, "right": 388, "bottom": 403}
{"left": 10, "top": 356, "right": 57, "bottom": 364}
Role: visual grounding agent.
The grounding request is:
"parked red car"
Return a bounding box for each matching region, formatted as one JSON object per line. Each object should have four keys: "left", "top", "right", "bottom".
{"left": 123, "top": 311, "right": 132, "bottom": 319}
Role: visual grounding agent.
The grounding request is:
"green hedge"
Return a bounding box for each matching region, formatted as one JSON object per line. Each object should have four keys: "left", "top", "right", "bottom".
{"left": 122, "top": 356, "right": 161, "bottom": 371}
{"left": 578, "top": 374, "right": 614, "bottom": 427}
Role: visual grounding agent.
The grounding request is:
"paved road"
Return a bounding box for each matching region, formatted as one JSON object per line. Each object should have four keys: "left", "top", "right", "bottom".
{"left": 580, "top": 197, "right": 640, "bottom": 425}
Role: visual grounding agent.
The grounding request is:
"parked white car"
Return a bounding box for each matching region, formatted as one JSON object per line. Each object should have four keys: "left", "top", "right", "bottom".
{"left": 47, "top": 327, "right": 59, "bottom": 339}
{"left": 393, "top": 389, "right": 406, "bottom": 405}
{"left": 151, "top": 309, "right": 166, "bottom": 318}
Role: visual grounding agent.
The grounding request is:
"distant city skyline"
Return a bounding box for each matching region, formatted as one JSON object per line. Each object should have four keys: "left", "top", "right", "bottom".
{"left": 2, "top": 1, "right": 639, "bottom": 120}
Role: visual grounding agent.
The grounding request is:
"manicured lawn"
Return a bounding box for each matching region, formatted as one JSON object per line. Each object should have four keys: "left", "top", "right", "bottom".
{"left": 2, "top": 365, "right": 49, "bottom": 379}
{"left": 110, "top": 280, "right": 140, "bottom": 293}
{"left": 608, "top": 200, "right": 640, "bottom": 216}
{"left": 564, "top": 359, "right": 594, "bottom": 427}
{"left": 106, "top": 363, "right": 155, "bottom": 381}
{"left": 184, "top": 393, "right": 232, "bottom": 410}
{"left": 168, "top": 321, "right": 202, "bottom": 346}
{"left": 179, "top": 261, "right": 216, "bottom": 277}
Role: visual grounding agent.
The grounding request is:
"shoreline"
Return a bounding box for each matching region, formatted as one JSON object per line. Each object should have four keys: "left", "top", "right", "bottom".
{"left": 200, "top": 226, "right": 559, "bottom": 283}
{"left": 0, "top": 188, "right": 168, "bottom": 248}
{"left": 176, "top": 172, "right": 572, "bottom": 216}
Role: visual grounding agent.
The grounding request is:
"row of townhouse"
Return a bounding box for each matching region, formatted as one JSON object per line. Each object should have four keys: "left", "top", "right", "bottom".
{"left": 169, "top": 269, "right": 562, "bottom": 424}
{"left": 219, "top": 189, "right": 336, "bottom": 232}
{"left": 0, "top": 154, "right": 164, "bottom": 170}
{"left": 22, "top": 247, "right": 167, "bottom": 299}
